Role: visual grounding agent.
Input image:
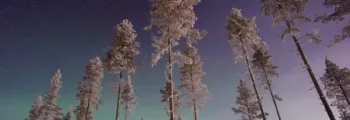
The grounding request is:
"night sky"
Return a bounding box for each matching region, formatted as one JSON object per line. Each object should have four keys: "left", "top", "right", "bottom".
{"left": 1, "top": 0, "right": 350, "bottom": 120}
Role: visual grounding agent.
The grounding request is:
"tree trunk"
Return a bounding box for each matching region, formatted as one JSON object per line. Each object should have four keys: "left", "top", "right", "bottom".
{"left": 190, "top": 71, "right": 198, "bottom": 120}
{"left": 284, "top": 20, "right": 335, "bottom": 120}
{"left": 116, "top": 72, "right": 123, "bottom": 120}
{"left": 124, "top": 104, "right": 128, "bottom": 120}
{"left": 241, "top": 43, "right": 267, "bottom": 120}
{"left": 168, "top": 40, "right": 175, "bottom": 120}
{"left": 85, "top": 89, "right": 92, "bottom": 120}
{"left": 335, "top": 76, "right": 350, "bottom": 106}
{"left": 262, "top": 66, "right": 282, "bottom": 120}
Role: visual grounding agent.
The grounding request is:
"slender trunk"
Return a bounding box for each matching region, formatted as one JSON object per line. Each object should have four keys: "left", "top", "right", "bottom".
{"left": 168, "top": 39, "right": 175, "bottom": 120}
{"left": 116, "top": 72, "right": 123, "bottom": 120}
{"left": 262, "top": 66, "right": 282, "bottom": 120}
{"left": 335, "top": 76, "right": 350, "bottom": 106}
{"left": 190, "top": 69, "right": 198, "bottom": 120}
{"left": 85, "top": 89, "right": 92, "bottom": 120}
{"left": 124, "top": 104, "right": 128, "bottom": 120}
{"left": 284, "top": 19, "right": 335, "bottom": 120}
{"left": 241, "top": 43, "right": 267, "bottom": 120}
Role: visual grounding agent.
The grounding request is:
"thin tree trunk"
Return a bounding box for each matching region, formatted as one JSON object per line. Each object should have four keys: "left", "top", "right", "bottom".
{"left": 168, "top": 39, "right": 175, "bottom": 120}
{"left": 85, "top": 89, "right": 92, "bottom": 120}
{"left": 262, "top": 66, "right": 282, "bottom": 120}
{"left": 241, "top": 43, "right": 267, "bottom": 120}
{"left": 116, "top": 72, "right": 123, "bottom": 120}
{"left": 124, "top": 104, "right": 128, "bottom": 120}
{"left": 284, "top": 19, "right": 335, "bottom": 120}
{"left": 335, "top": 76, "right": 350, "bottom": 106}
{"left": 190, "top": 70, "right": 198, "bottom": 120}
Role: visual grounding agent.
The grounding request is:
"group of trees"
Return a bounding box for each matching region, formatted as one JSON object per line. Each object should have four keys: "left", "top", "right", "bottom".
{"left": 230, "top": 0, "right": 350, "bottom": 120}
{"left": 24, "top": 0, "right": 349, "bottom": 120}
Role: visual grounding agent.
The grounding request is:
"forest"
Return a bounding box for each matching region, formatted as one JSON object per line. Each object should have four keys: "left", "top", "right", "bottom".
{"left": 22, "top": 0, "right": 350, "bottom": 120}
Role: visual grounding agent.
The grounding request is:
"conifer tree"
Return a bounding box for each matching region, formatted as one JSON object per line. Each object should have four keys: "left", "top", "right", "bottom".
{"left": 251, "top": 46, "right": 282, "bottom": 120}
{"left": 38, "top": 69, "right": 63, "bottom": 120}
{"left": 260, "top": 0, "right": 336, "bottom": 119}
{"left": 63, "top": 105, "right": 73, "bottom": 120}
{"left": 27, "top": 96, "right": 43, "bottom": 120}
{"left": 75, "top": 57, "right": 104, "bottom": 120}
{"left": 232, "top": 80, "right": 261, "bottom": 120}
{"left": 315, "top": 0, "right": 350, "bottom": 44}
{"left": 104, "top": 19, "right": 140, "bottom": 120}
{"left": 145, "top": 0, "right": 206, "bottom": 120}
{"left": 321, "top": 58, "right": 350, "bottom": 120}
{"left": 225, "top": 8, "right": 267, "bottom": 120}
{"left": 121, "top": 75, "right": 137, "bottom": 120}
{"left": 179, "top": 43, "right": 211, "bottom": 120}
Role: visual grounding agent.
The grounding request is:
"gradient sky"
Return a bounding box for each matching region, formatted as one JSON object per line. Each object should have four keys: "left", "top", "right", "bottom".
{"left": 1, "top": 0, "right": 350, "bottom": 120}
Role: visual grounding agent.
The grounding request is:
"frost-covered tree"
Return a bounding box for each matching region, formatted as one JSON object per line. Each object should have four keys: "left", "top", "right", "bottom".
{"left": 232, "top": 80, "right": 262, "bottom": 120}
{"left": 315, "top": 0, "right": 350, "bottom": 44}
{"left": 260, "top": 0, "right": 336, "bottom": 119}
{"left": 27, "top": 96, "right": 43, "bottom": 120}
{"left": 38, "top": 69, "right": 63, "bottom": 120}
{"left": 321, "top": 58, "right": 350, "bottom": 120}
{"left": 160, "top": 80, "right": 183, "bottom": 120}
{"left": 145, "top": 0, "right": 206, "bottom": 120}
{"left": 75, "top": 57, "right": 104, "bottom": 120}
{"left": 121, "top": 75, "right": 137, "bottom": 120}
{"left": 180, "top": 43, "right": 211, "bottom": 120}
{"left": 251, "top": 46, "right": 282, "bottom": 120}
{"left": 225, "top": 8, "right": 267, "bottom": 120}
{"left": 104, "top": 19, "right": 140, "bottom": 120}
{"left": 63, "top": 105, "right": 73, "bottom": 120}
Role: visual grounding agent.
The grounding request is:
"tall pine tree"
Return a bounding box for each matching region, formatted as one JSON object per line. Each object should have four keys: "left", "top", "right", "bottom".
{"left": 104, "top": 19, "right": 140, "bottom": 120}
{"left": 225, "top": 8, "right": 267, "bottom": 120}
{"left": 121, "top": 75, "right": 137, "bottom": 120}
{"left": 145, "top": 0, "right": 206, "bottom": 119}
{"left": 27, "top": 96, "right": 43, "bottom": 120}
{"left": 38, "top": 69, "right": 63, "bottom": 120}
{"left": 75, "top": 57, "right": 104, "bottom": 120}
{"left": 260, "top": 0, "right": 336, "bottom": 119}
{"left": 232, "top": 80, "right": 261, "bottom": 120}
{"left": 180, "top": 43, "right": 211, "bottom": 120}
{"left": 251, "top": 46, "right": 282, "bottom": 120}
{"left": 321, "top": 58, "right": 350, "bottom": 120}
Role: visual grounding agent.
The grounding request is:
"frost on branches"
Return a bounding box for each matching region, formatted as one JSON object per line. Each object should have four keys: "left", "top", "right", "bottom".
{"left": 63, "top": 105, "right": 73, "bottom": 120}
{"left": 232, "top": 80, "right": 262, "bottom": 120}
{"left": 261, "top": 0, "right": 310, "bottom": 40}
{"left": 75, "top": 57, "right": 104, "bottom": 120}
{"left": 160, "top": 80, "right": 183, "bottom": 120}
{"left": 104, "top": 19, "right": 140, "bottom": 74}
{"left": 145, "top": 0, "right": 206, "bottom": 65}
{"left": 226, "top": 8, "right": 264, "bottom": 63}
{"left": 320, "top": 58, "right": 350, "bottom": 119}
{"left": 38, "top": 69, "right": 63, "bottom": 120}
{"left": 226, "top": 8, "right": 268, "bottom": 120}
{"left": 315, "top": 0, "right": 350, "bottom": 44}
{"left": 27, "top": 96, "right": 43, "bottom": 120}
{"left": 121, "top": 75, "right": 137, "bottom": 120}
{"left": 180, "top": 43, "right": 211, "bottom": 115}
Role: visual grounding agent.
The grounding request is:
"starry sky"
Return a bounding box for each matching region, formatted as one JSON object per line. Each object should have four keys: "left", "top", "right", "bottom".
{"left": 1, "top": 0, "right": 350, "bottom": 120}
